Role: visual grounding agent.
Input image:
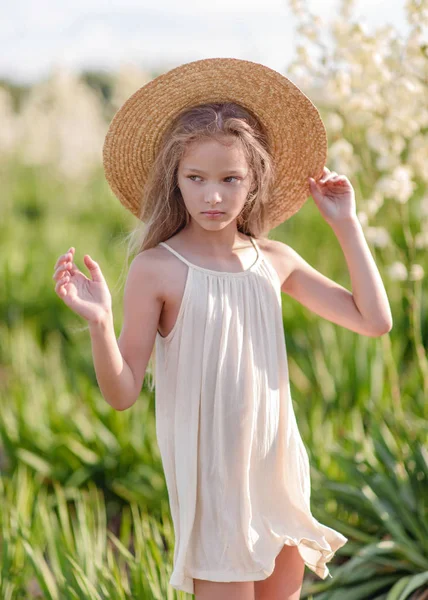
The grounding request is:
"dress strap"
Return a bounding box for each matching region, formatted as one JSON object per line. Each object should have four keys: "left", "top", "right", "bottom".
{"left": 158, "top": 237, "right": 262, "bottom": 275}
{"left": 159, "top": 238, "right": 260, "bottom": 264}
{"left": 158, "top": 242, "right": 194, "bottom": 267}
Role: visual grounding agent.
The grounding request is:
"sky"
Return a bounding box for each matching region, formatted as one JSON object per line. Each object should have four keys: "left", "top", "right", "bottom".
{"left": 0, "top": 0, "right": 411, "bottom": 85}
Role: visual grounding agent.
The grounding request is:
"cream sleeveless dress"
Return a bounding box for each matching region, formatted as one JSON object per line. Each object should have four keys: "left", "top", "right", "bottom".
{"left": 154, "top": 236, "right": 348, "bottom": 595}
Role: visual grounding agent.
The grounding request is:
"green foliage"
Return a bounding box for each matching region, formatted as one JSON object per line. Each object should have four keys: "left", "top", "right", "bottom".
{"left": 301, "top": 419, "right": 428, "bottom": 599}
{"left": 0, "top": 468, "right": 187, "bottom": 599}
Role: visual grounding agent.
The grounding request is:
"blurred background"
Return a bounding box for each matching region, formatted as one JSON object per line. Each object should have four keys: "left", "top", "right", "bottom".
{"left": 1, "top": 1, "right": 427, "bottom": 598}
{"left": 0, "top": 0, "right": 412, "bottom": 84}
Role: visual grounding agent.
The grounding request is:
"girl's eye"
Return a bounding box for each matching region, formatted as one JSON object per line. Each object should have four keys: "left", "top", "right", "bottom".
{"left": 188, "top": 175, "right": 238, "bottom": 182}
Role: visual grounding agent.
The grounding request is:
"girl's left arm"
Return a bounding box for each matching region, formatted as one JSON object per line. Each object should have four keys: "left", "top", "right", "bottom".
{"left": 280, "top": 167, "right": 393, "bottom": 337}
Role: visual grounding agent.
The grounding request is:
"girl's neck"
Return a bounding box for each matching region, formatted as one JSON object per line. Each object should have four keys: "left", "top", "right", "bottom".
{"left": 179, "top": 224, "right": 250, "bottom": 253}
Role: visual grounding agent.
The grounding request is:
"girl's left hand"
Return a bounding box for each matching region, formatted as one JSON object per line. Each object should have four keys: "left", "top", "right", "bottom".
{"left": 308, "top": 166, "right": 356, "bottom": 226}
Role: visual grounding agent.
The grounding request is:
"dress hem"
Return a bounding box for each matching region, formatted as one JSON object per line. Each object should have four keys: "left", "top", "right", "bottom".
{"left": 169, "top": 530, "right": 348, "bottom": 594}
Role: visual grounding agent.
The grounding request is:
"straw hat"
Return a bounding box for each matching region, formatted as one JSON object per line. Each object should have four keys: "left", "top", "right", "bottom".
{"left": 102, "top": 57, "right": 327, "bottom": 230}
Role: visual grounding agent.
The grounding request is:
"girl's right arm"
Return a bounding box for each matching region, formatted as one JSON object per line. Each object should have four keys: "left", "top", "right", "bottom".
{"left": 88, "top": 312, "right": 138, "bottom": 411}
{"left": 53, "top": 248, "right": 163, "bottom": 410}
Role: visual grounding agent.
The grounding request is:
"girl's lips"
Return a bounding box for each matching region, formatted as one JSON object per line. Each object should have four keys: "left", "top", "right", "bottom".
{"left": 202, "top": 211, "right": 225, "bottom": 218}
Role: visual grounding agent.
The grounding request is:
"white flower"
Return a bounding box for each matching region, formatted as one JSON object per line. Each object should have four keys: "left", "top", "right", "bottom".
{"left": 375, "top": 166, "right": 416, "bottom": 204}
{"left": 357, "top": 211, "right": 368, "bottom": 227}
{"left": 387, "top": 262, "right": 408, "bottom": 281}
{"left": 325, "top": 71, "right": 352, "bottom": 99}
{"left": 296, "top": 45, "right": 313, "bottom": 67}
{"left": 415, "top": 231, "right": 428, "bottom": 249}
{"left": 288, "top": 0, "right": 307, "bottom": 18}
{"left": 365, "top": 191, "right": 384, "bottom": 217}
{"left": 405, "top": 1, "right": 428, "bottom": 27}
{"left": 297, "top": 23, "right": 319, "bottom": 42}
{"left": 328, "top": 138, "right": 361, "bottom": 175}
{"left": 366, "top": 128, "right": 389, "bottom": 154}
{"left": 365, "top": 227, "right": 391, "bottom": 248}
{"left": 410, "top": 264, "right": 425, "bottom": 281}
{"left": 408, "top": 134, "right": 428, "bottom": 184}
{"left": 324, "top": 112, "right": 344, "bottom": 134}
{"left": 376, "top": 154, "right": 401, "bottom": 172}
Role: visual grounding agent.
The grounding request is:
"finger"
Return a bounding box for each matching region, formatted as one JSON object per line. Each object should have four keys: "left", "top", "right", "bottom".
{"left": 329, "top": 174, "right": 347, "bottom": 182}
{"left": 84, "top": 255, "right": 106, "bottom": 284}
{"left": 309, "top": 178, "right": 321, "bottom": 195}
{"left": 53, "top": 259, "right": 79, "bottom": 280}
{"left": 53, "top": 262, "right": 72, "bottom": 280}
{"left": 319, "top": 174, "right": 337, "bottom": 185}
{"left": 66, "top": 260, "right": 78, "bottom": 273}
{"left": 55, "top": 274, "right": 70, "bottom": 295}
{"left": 309, "top": 177, "right": 322, "bottom": 191}
{"left": 53, "top": 265, "right": 68, "bottom": 280}
{"left": 53, "top": 247, "right": 75, "bottom": 270}
{"left": 53, "top": 254, "right": 68, "bottom": 270}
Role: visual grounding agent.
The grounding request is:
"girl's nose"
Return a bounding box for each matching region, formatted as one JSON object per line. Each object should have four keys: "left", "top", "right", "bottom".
{"left": 205, "top": 188, "right": 222, "bottom": 201}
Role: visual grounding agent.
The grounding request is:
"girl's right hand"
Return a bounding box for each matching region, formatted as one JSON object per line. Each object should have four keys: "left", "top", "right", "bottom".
{"left": 53, "top": 248, "right": 112, "bottom": 324}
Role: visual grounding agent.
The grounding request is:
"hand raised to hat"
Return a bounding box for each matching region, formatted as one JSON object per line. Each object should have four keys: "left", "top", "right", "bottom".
{"left": 308, "top": 167, "right": 356, "bottom": 227}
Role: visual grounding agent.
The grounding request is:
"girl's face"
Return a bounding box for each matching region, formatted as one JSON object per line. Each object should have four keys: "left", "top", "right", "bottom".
{"left": 176, "top": 137, "right": 254, "bottom": 229}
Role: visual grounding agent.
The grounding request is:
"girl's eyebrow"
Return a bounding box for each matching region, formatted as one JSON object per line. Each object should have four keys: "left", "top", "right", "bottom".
{"left": 182, "top": 167, "right": 247, "bottom": 174}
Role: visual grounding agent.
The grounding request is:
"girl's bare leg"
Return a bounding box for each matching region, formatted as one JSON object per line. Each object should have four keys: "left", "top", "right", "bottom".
{"left": 194, "top": 579, "right": 255, "bottom": 600}
{"left": 254, "top": 544, "right": 305, "bottom": 600}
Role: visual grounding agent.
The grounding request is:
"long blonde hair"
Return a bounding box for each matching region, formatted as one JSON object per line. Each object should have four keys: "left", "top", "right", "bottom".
{"left": 119, "top": 102, "right": 276, "bottom": 391}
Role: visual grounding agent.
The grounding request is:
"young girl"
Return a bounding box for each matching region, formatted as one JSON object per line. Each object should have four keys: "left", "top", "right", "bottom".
{"left": 52, "top": 58, "right": 393, "bottom": 600}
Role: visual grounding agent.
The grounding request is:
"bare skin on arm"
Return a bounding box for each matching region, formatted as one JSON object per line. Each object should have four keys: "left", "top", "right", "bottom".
{"left": 267, "top": 166, "right": 392, "bottom": 338}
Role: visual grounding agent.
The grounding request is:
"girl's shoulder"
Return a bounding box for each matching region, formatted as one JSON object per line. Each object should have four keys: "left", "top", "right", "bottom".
{"left": 141, "top": 238, "right": 189, "bottom": 305}
{"left": 128, "top": 247, "right": 167, "bottom": 302}
{"left": 146, "top": 235, "right": 297, "bottom": 296}
{"left": 258, "top": 238, "right": 296, "bottom": 290}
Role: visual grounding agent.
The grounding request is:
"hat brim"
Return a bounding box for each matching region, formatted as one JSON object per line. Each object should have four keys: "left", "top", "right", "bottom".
{"left": 102, "top": 57, "right": 327, "bottom": 229}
